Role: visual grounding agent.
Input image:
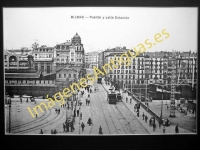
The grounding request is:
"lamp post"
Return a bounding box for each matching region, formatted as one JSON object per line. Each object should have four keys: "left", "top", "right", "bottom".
{"left": 160, "top": 85, "right": 164, "bottom": 118}
{"left": 8, "top": 97, "right": 11, "bottom": 133}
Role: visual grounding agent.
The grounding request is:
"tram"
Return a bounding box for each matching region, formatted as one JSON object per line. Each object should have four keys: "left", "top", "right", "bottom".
{"left": 107, "top": 91, "right": 117, "bottom": 104}
{"left": 97, "top": 77, "right": 102, "bottom": 84}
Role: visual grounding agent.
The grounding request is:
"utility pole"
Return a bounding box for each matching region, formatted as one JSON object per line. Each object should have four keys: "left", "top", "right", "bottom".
{"left": 161, "top": 85, "right": 164, "bottom": 118}
{"left": 169, "top": 51, "right": 176, "bottom": 117}
{"left": 146, "top": 78, "right": 148, "bottom": 105}
{"left": 8, "top": 97, "right": 11, "bottom": 133}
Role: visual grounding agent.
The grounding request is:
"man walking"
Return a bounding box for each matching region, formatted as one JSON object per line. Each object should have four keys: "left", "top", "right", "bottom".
{"left": 142, "top": 112, "right": 145, "bottom": 120}
{"left": 99, "top": 126, "right": 103, "bottom": 134}
{"left": 145, "top": 115, "right": 148, "bottom": 123}
{"left": 153, "top": 123, "right": 156, "bottom": 132}
{"left": 86, "top": 99, "right": 88, "bottom": 106}
{"left": 81, "top": 122, "right": 85, "bottom": 132}
{"left": 66, "top": 123, "right": 69, "bottom": 132}
{"left": 130, "top": 98, "right": 132, "bottom": 104}
{"left": 80, "top": 112, "right": 82, "bottom": 120}
{"left": 175, "top": 125, "right": 179, "bottom": 133}
{"left": 87, "top": 117, "right": 92, "bottom": 126}
{"left": 126, "top": 97, "right": 128, "bottom": 103}
{"left": 77, "top": 109, "right": 79, "bottom": 117}
{"left": 40, "top": 129, "right": 43, "bottom": 134}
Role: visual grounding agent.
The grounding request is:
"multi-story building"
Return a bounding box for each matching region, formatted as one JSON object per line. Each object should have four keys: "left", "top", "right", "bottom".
{"left": 55, "top": 33, "right": 85, "bottom": 78}
{"left": 4, "top": 48, "right": 32, "bottom": 70}
{"left": 103, "top": 49, "right": 197, "bottom": 100}
{"left": 98, "top": 47, "right": 127, "bottom": 70}
{"left": 84, "top": 51, "right": 99, "bottom": 68}
{"left": 32, "top": 45, "right": 55, "bottom": 76}
{"left": 4, "top": 33, "right": 86, "bottom": 97}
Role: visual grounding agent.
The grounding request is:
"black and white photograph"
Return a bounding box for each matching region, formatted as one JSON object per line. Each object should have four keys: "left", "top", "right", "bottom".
{"left": 3, "top": 7, "right": 197, "bottom": 135}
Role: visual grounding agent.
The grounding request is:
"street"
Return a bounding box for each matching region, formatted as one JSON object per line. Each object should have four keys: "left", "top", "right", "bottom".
{"left": 5, "top": 68, "right": 194, "bottom": 135}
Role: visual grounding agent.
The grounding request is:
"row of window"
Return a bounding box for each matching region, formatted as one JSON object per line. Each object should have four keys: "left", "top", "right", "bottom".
{"left": 35, "top": 49, "right": 53, "bottom": 52}
{"left": 58, "top": 73, "right": 77, "bottom": 78}
{"left": 6, "top": 80, "right": 54, "bottom": 84}
{"left": 110, "top": 69, "right": 163, "bottom": 74}
{"left": 35, "top": 65, "right": 51, "bottom": 73}
{"left": 109, "top": 74, "right": 163, "bottom": 79}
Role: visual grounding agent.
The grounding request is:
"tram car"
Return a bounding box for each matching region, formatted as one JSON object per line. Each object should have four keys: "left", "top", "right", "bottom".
{"left": 107, "top": 91, "right": 117, "bottom": 104}
{"left": 97, "top": 77, "right": 102, "bottom": 84}
{"left": 117, "top": 93, "right": 122, "bottom": 101}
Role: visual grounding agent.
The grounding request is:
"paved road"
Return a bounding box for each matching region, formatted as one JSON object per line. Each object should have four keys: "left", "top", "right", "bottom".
{"left": 5, "top": 68, "right": 194, "bottom": 135}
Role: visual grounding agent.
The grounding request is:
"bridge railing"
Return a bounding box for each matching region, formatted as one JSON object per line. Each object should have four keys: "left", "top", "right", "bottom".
{"left": 132, "top": 94, "right": 161, "bottom": 122}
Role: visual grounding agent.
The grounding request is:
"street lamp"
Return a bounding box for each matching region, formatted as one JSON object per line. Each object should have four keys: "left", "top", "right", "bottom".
{"left": 8, "top": 96, "right": 12, "bottom": 133}
{"left": 160, "top": 85, "right": 164, "bottom": 118}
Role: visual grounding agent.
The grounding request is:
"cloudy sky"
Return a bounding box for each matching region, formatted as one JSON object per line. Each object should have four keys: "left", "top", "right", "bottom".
{"left": 3, "top": 7, "right": 198, "bottom": 53}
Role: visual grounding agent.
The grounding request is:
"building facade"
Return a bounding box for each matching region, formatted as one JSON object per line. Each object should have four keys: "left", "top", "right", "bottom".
{"left": 103, "top": 50, "right": 197, "bottom": 100}
{"left": 85, "top": 51, "right": 99, "bottom": 68}
{"left": 32, "top": 45, "right": 55, "bottom": 76}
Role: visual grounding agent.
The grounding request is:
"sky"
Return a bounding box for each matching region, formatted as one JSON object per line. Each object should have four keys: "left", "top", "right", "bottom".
{"left": 3, "top": 7, "right": 198, "bottom": 53}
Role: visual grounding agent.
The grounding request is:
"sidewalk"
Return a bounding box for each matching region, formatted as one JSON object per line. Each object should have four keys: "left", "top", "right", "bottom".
{"left": 102, "top": 81, "right": 193, "bottom": 134}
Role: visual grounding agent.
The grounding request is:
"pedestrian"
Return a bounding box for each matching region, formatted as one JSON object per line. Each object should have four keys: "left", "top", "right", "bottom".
{"left": 40, "top": 129, "right": 43, "bottom": 134}
{"left": 54, "top": 129, "right": 57, "bottom": 134}
{"left": 130, "top": 98, "right": 132, "bottom": 104}
{"left": 153, "top": 123, "right": 156, "bottom": 132}
{"left": 66, "top": 123, "right": 69, "bottom": 132}
{"left": 149, "top": 118, "right": 152, "bottom": 127}
{"left": 81, "top": 122, "right": 85, "bottom": 132}
{"left": 86, "top": 99, "right": 88, "bottom": 106}
{"left": 87, "top": 117, "right": 92, "bottom": 126}
{"left": 80, "top": 112, "right": 82, "bottom": 120}
{"left": 163, "top": 126, "right": 165, "bottom": 134}
{"left": 35, "top": 99, "right": 36, "bottom": 104}
{"left": 36, "top": 114, "right": 38, "bottom": 118}
{"left": 99, "top": 126, "right": 103, "bottom": 134}
{"left": 63, "top": 123, "right": 66, "bottom": 132}
{"left": 20, "top": 97, "right": 22, "bottom": 103}
{"left": 77, "top": 109, "right": 79, "bottom": 117}
{"left": 153, "top": 117, "right": 155, "bottom": 124}
{"left": 137, "top": 111, "right": 139, "bottom": 117}
{"left": 142, "top": 112, "right": 145, "bottom": 120}
{"left": 70, "top": 124, "right": 74, "bottom": 132}
{"left": 88, "top": 94, "right": 90, "bottom": 98}
{"left": 126, "top": 97, "right": 128, "bottom": 103}
{"left": 145, "top": 115, "right": 148, "bottom": 123}
{"left": 26, "top": 98, "right": 28, "bottom": 102}
{"left": 74, "top": 110, "right": 76, "bottom": 117}
{"left": 90, "top": 89, "right": 92, "bottom": 93}
{"left": 51, "top": 129, "right": 54, "bottom": 134}
{"left": 175, "top": 125, "right": 179, "bottom": 133}
{"left": 88, "top": 100, "right": 90, "bottom": 106}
